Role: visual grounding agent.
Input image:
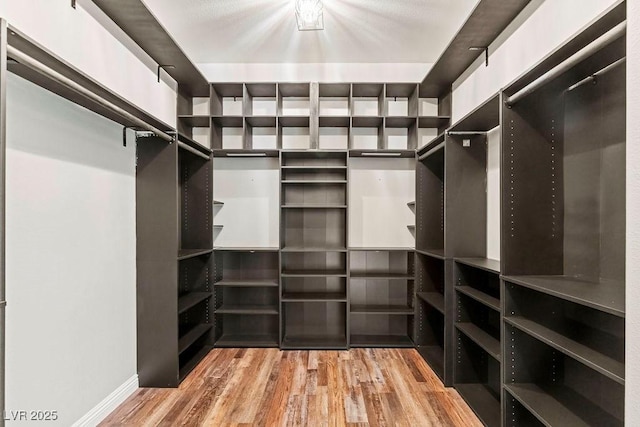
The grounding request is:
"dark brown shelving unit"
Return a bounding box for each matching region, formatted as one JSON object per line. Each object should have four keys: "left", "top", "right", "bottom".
{"left": 501, "top": 4, "right": 626, "bottom": 425}
{"left": 280, "top": 151, "right": 349, "bottom": 349}
{"left": 349, "top": 249, "right": 415, "bottom": 348}
{"left": 213, "top": 249, "right": 280, "bottom": 348}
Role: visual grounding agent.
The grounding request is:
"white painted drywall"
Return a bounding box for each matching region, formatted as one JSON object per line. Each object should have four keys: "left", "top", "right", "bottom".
{"left": 626, "top": 0, "right": 639, "bottom": 424}
{"left": 451, "top": 0, "right": 619, "bottom": 122}
{"left": 486, "top": 127, "right": 500, "bottom": 261}
{"left": 5, "top": 74, "right": 136, "bottom": 425}
{"left": 349, "top": 158, "right": 415, "bottom": 249}
{"left": 198, "top": 63, "right": 431, "bottom": 83}
{"left": 0, "top": 0, "right": 177, "bottom": 127}
{"left": 213, "top": 158, "right": 280, "bottom": 248}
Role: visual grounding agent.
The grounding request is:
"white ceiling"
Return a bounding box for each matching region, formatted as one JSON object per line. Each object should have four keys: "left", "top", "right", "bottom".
{"left": 141, "top": 0, "right": 479, "bottom": 64}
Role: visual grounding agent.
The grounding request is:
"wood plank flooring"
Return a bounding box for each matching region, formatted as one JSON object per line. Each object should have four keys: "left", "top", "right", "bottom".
{"left": 100, "top": 348, "right": 481, "bottom": 426}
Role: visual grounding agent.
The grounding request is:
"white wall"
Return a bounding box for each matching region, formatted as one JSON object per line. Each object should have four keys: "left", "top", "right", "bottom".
{"left": 0, "top": 0, "right": 177, "bottom": 127}
{"left": 5, "top": 75, "right": 136, "bottom": 425}
{"left": 626, "top": 0, "right": 639, "bottom": 424}
{"left": 213, "top": 159, "right": 280, "bottom": 249}
{"left": 349, "top": 158, "right": 415, "bottom": 249}
{"left": 451, "top": 0, "right": 619, "bottom": 122}
{"left": 486, "top": 127, "right": 500, "bottom": 261}
{"left": 198, "top": 63, "right": 431, "bottom": 83}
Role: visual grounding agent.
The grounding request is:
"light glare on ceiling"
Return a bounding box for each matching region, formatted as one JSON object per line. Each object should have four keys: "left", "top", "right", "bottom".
{"left": 296, "top": 0, "right": 324, "bottom": 31}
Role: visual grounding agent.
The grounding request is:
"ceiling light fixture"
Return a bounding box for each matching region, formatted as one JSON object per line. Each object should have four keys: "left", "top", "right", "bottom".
{"left": 296, "top": 0, "right": 324, "bottom": 31}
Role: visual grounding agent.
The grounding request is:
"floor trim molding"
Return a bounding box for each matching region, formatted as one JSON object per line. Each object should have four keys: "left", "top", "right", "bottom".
{"left": 73, "top": 375, "right": 139, "bottom": 427}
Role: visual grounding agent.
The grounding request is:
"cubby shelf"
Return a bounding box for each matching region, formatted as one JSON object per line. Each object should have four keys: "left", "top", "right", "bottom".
{"left": 215, "top": 334, "right": 279, "bottom": 348}
{"left": 455, "top": 322, "right": 500, "bottom": 362}
{"left": 503, "top": 275, "right": 624, "bottom": 318}
{"left": 214, "top": 279, "right": 279, "bottom": 288}
{"left": 282, "top": 292, "right": 347, "bottom": 302}
{"left": 350, "top": 335, "right": 414, "bottom": 348}
{"left": 178, "top": 248, "right": 214, "bottom": 261}
{"left": 454, "top": 257, "right": 500, "bottom": 274}
{"left": 416, "top": 292, "right": 445, "bottom": 314}
{"left": 415, "top": 249, "right": 446, "bottom": 260}
{"left": 281, "top": 205, "right": 348, "bottom": 209}
{"left": 281, "top": 270, "right": 348, "bottom": 277}
{"left": 505, "top": 316, "right": 624, "bottom": 384}
{"left": 177, "top": 115, "right": 209, "bottom": 127}
{"left": 456, "top": 286, "right": 499, "bottom": 312}
{"left": 215, "top": 305, "right": 279, "bottom": 315}
{"left": 178, "top": 324, "right": 212, "bottom": 354}
{"left": 350, "top": 273, "right": 414, "bottom": 280}
{"left": 178, "top": 292, "right": 212, "bottom": 314}
{"left": 504, "top": 383, "right": 622, "bottom": 427}
{"left": 281, "top": 246, "right": 347, "bottom": 252}
{"left": 350, "top": 305, "right": 414, "bottom": 315}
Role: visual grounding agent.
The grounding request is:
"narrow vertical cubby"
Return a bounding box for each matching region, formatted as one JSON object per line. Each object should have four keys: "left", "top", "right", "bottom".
{"left": 213, "top": 249, "right": 280, "bottom": 347}
{"left": 351, "top": 83, "right": 384, "bottom": 152}
{"left": 245, "top": 117, "right": 278, "bottom": 150}
{"left": 211, "top": 83, "right": 244, "bottom": 116}
{"left": 179, "top": 148, "right": 212, "bottom": 254}
{"left": 280, "top": 151, "right": 349, "bottom": 349}
{"left": 278, "top": 83, "right": 316, "bottom": 149}
{"left": 416, "top": 136, "right": 445, "bottom": 258}
{"left": 385, "top": 117, "right": 417, "bottom": 150}
{"left": 414, "top": 251, "right": 450, "bottom": 383}
{"left": 350, "top": 116, "right": 383, "bottom": 151}
{"left": 177, "top": 87, "right": 211, "bottom": 150}
{"left": 211, "top": 84, "right": 245, "bottom": 153}
{"left": 349, "top": 249, "right": 415, "bottom": 347}
{"left": 244, "top": 83, "right": 277, "bottom": 116}
{"left": 211, "top": 116, "right": 244, "bottom": 151}
{"left": 418, "top": 89, "right": 452, "bottom": 148}
{"left": 178, "top": 253, "right": 214, "bottom": 380}
{"left": 385, "top": 83, "right": 418, "bottom": 117}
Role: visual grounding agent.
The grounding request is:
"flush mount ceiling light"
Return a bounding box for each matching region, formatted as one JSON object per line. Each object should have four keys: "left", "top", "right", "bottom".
{"left": 296, "top": 0, "right": 324, "bottom": 31}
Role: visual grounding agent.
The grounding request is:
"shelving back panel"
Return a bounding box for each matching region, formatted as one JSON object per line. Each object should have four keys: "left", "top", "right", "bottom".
{"left": 215, "top": 251, "right": 279, "bottom": 281}
{"left": 283, "top": 302, "right": 347, "bottom": 339}
{"left": 349, "top": 158, "right": 415, "bottom": 248}
{"left": 282, "top": 209, "right": 347, "bottom": 249}
{"left": 416, "top": 148, "right": 445, "bottom": 252}
{"left": 282, "top": 277, "right": 346, "bottom": 296}
{"left": 281, "top": 252, "right": 347, "bottom": 274}
{"left": 502, "top": 38, "right": 626, "bottom": 280}
{"left": 445, "top": 134, "right": 487, "bottom": 258}
{"left": 179, "top": 151, "right": 212, "bottom": 251}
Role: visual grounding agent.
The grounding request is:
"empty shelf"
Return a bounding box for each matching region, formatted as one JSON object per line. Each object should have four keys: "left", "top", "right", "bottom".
{"left": 281, "top": 335, "right": 347, "bottom": 350}
{"left": 211, "top": 116, "right": 243, "bottom": 127}
{"left": 178, "top": 324, "right": 212, "bottom": 354}
{"left": 214, "top": 279, "right": 279, "bottom": 288}
{"left": 350, "top": 273, "right": 414, "bottom": 280}
{"left": 456, "top": 286, "right": 500, "bottom": 312}
{"left": 281, "top": 204, "right": 347, "bottom": 209}
{"left": 350, "top": 335, "right": 414, "bottom": 348}
{"left": 178, "top": 248, "right": 214, "bottom": 260}
{"left": 281, "top": 180, "right": 347, "bottom": 184}
{"left": 454, "top": 384, "right": 501, "bottom": 427}
{"left": 503, "top": 275, "right": 624, "bottom": 317}
{"left": 385, "top": 117, "right": 417, "bottom": 128}
{"left": 214, "top": 247, "right": 279, "bottom": 252}
{"left": 178, "top": 115, "right": 209, "bottom": 127}
{"left": 282, "top": 292, "right": 347, "bottom": 302}
{"left": 417, "top": 345, "right": 444, "bottom": 381}
{"left": 179, "top": 346, "right": 210, "bottom": 381}
{"left": 416, "top": 249, "right": 446, "bottom": 260}
{"left": 319, "top": 116, "right": 350, "bottom": 127}
{"left": 246, "top": 116, "right": 276, "bottom": 127}
{"left": 350, "top": 305, "right": 414, "bottom": 315}
{"left": 215, "top": 334, "right": 279, "bottom": 348}
{"left": 279, "top": 116, "right": 310, "bottom": 127}
{"left": 281, "top": 246, "right": 347, "bottom": 252}
{"left": 505, "top": 316, "right": 624, "bottom": 385}
{"left": 418, "top": 116, "right": 451, "bottom": 128}
{"left": 281, "top": 165, "right": 347, "bottom": 170}
{"left": 348, "top": 247, "right": 414, "bottom": 252}
{"left": 351, "top": 116, "right": 383, "bottom": 127}
{"left": 456, "top": 322, "right": 500, "bottom": 362}
{"left": 504, "top": 383, "right": 622, "bottom": 427}
{"left": 416, "top": 292, "right": 445, "bottom": 314}
{"left": 281, "top": 270, "right": 347, "bottom": 277}
{"left": 215, "top": 305, "right": 279, "bottom": 315}
{"left": 178, "top": 292, "right": 212, "bottom": 314}
{"left": 455, "top": 257, "right": 500, "bottom": 274}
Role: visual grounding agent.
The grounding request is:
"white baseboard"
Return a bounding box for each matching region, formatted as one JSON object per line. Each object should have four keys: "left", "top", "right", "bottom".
{"left": 72, "top": 375, "right": 139, "bottom": 427}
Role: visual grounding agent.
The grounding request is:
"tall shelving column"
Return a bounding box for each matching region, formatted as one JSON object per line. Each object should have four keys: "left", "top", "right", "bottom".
{"left": 500, "top": 4, "right": 626, "bottom": 426}
{"left": 280, "top": 151, "right": 349, "bottom": 349}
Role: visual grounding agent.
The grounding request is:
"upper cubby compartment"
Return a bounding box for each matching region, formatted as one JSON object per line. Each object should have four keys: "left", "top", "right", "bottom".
{"left": 351, "top": 83, "right": 384, "bottom": 117}
{"left": 244, "top": 83, "right": 277, "bottom": 116}
{"left": 385, "top": 83, "right": 418, "bottom": 117}
{"left": 211, "top": 83, "right": 244, "bottom": 116}
{"left": 278, "top": 83, "right": 311, "bottom": 116}
{"left": 319, "top": 83, "right": 351, "bottom": 117}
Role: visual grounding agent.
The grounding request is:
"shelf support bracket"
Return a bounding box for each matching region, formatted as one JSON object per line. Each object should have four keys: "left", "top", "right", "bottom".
{"left": 71, "top": 0, "right": 76, "bottom": 9}
{"left": 157, "top": 65, "right": 175, "bottom": 83}
{"left": 469, "top": 46, "right": 489, "bottom": 67}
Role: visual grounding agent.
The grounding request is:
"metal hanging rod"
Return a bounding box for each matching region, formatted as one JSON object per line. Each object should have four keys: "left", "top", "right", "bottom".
{"left": 447, "top": 131, "right": 486, "bottom": 136}
{"left": 177, "top": 141, "right": 210, "bottom": 160}
{"left": 6, "top": 45, "right": 174, "bottom": 143}
{"left": 504, "top": 21, "right": 626, "bottom": 107}
{"left": 566, "top": 56, "right": 626, "bottom": 92}
{"left": 418, "top": 142, "right": 445, "bottom": 161}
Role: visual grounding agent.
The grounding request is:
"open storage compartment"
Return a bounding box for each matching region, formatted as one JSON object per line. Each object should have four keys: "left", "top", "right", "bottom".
{"left": 282, "top": 301, "right": 347, "bottom": 349}
{"left": 416, "top": 139, "right": 445, "bottom": 257}
{"left": 179, "top": 150, "right": 212, "bottom": 252}
{"left": 349, "top": 249, "right": 415, "bottom": 347}
{"left": 213, "top": 250, "right": 280, "bottom": 347}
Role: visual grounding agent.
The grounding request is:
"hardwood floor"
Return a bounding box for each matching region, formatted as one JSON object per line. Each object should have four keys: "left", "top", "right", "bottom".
{"left": 100, "top": 348, "right": 482, "bottom": 426}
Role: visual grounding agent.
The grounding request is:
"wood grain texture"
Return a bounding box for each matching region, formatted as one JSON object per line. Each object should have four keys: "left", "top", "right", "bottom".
{"left": 100, "top": 349, "right": 481, "bottom": 426}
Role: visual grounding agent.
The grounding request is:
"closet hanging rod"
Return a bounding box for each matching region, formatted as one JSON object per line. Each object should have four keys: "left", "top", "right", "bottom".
{"left": 6, "top": 45, "right": 174, "bottom": 143}
{"left": 504, "top": 21, "right": 626, "bottom": 107}
{"left": 566, "top": 56, "right": 626, "bottom": 92}
{"left": 418, "top": 142, "right": 445, "bottom": 161}
{"left": 177, "top": 141, "right": 210, "bottom": 160}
